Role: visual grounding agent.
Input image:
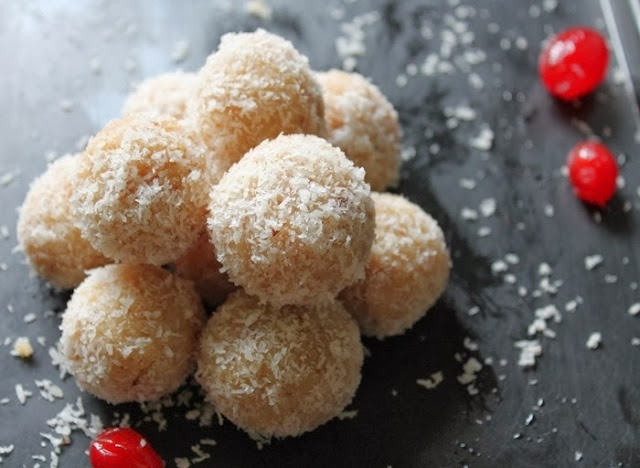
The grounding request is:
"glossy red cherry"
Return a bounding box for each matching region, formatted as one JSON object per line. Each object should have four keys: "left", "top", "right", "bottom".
{"left": 89, "top": 427, "right": 164, "bottom": 468}
{"left": 539, "top": 26, "right": 609, "bottom": 100}
{"left": 567, "top": 141, "right": 618, "bottom": 206}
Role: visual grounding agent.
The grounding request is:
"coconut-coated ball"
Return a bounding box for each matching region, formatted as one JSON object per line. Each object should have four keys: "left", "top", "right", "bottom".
{"left": 17, "top": 154, "right": 111, "bottom": 289}
{"left": 122, "top": 71, "right": 197, "bottom": 121}
{"left": 173, "top": 234, "right": 237, "bottom": 308}
{"left": 339, "top": 193, "right": 451, "bottom": 339}
{"left": 316, "top": 69, "right": 402, "bottom": 191}
{"left": 60, "top": 264, "right": 206, "bottom": 404}
{"left": 71, "top": 115, "right": 210, "bottom": 265}
{"left": 193, "top": 29, "right": 326, "bottom": 172}
{"left": 208, "top": 134, "right": 375, "bottom": 307}
{"left": 196, "top": 290, "right": 363, "bottom": 439}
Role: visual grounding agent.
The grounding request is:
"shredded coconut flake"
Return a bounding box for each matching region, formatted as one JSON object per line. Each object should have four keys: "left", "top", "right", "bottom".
{"left": 586, "top": 332, "right": 602, "bottom": 350}
{"left": 10, "top": 337, "right": 34, "bottom": 359}
{"left": 584, "top": 254, "right": 603, "bottom": 271}
{"left": 417, "top": 371, "right": 444, "bottom": 389}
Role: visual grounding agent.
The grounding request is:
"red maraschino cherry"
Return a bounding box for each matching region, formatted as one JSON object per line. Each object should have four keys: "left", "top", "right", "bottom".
{"left": 567, "top": 141, "right": 618, "bottom": 206}
{"left": 539, "top": 26, "right": 609, "bottom": 100}
{"left": 89, "top": 427, "right": 164, "bottom": 468}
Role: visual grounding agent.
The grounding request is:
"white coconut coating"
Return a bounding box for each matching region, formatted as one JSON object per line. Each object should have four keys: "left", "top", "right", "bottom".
{"left": 17, "top": 154, "right": 111, "bottom": 289}
{"left": 339, "top": 193, "right": 451, "bottom": 339}
{"left": 122, "top": 71, "right": 198, "bottom": 121}
{"left": 60, "top": 264, "right": 206, "bottom": 404}
{"left": 196, "top": 290, "right": 363, "bottom": 439}
{"left": 316, "top": 70, "right": 402, "bottom": 191}
{"left": 208, "top": 134, "right": 375, "bottom": 307}
{"left": 193, "top": 29, "right": 326, "bottom": 172}
{"left": 71, "top": 115, "right": 210, "bottom": 265}
{"left": 173, "top": 234, "right": 237, "bottom": 308}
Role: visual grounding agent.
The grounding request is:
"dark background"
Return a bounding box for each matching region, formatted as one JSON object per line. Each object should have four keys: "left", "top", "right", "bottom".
{"left": 1, "top": 0, "right": 639, "bottom": 467}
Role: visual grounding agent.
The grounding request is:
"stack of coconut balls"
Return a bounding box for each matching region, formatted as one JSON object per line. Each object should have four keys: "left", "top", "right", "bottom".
{"left": 17, "top": 29, "right": 451, "bottom": 440}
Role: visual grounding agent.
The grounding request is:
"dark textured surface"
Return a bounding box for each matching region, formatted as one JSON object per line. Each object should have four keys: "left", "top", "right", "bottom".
{"left": 1, "top": 1, "right": 640, "bottom": 467}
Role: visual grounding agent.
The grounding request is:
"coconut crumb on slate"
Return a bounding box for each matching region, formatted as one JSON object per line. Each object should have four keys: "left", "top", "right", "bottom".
{"left": 515, "top": 340, "right": 542, "bottom": 368}
{"left": 36, "top": 379, "right": 64, "bottom": 402}
{"left": 170, "top": 39, "right": 190, "bottom": 63}
{"left": 0, "top": 171, "right": 17, "bottom": 187}
{"left": 417, "top": 371, "right": 444, "bottom": 390}
{"left": 584, "top": 254, "right": 603, "bottom": 271}
{"left": 337, "top": 410, "right": 358, "bottom": 420}
{"left": 15, "top": 383, "right": 33, "bottom": 405}
{"left": 335, "top": 11, "right": 381, "bottom": 71}
{"left": 628, "top": 303, "right": 640, "bottom": 316}
{"left": 469, "top": 125, "right": 494, "bottom": 151}
{"left": 245, "top": 0, "right": 273, "bottom": 20}
{"left": 586, "top": 332, "right": 602, "bottom": 350}
{"left": 10, "top": 337, "right": 33, "bottom": 359}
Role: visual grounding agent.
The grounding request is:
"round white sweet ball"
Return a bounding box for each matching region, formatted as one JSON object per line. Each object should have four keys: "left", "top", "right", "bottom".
{"left": 196, "top": 290, "right": 363, "bottom": 439}
{"left": 60, "top": 264, "right": 206, "bottom": 403}
{"left": 208, "top": 134, "right": 375, "bottom": 307}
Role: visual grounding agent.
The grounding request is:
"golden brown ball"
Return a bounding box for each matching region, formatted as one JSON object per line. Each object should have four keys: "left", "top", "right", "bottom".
{"left": 316, "top": 69, "right": 402, "bottom": 191}
{"left": 122, "top": 71, "right": 198, "bottom": 121}
{"left": 17, "top": 154, "right": 111, "bottom": 289}
{"left": 208, "top": 134, "right": 375, "bottom": 307}
{"left": 193, "top": 29, "right": 326, "bottom": 172}
{"left": 60, "top": 264, "right": 206, "bottom": 403}
{"left": 196, "top": 290, "right": 363, "bottom": 439}
{"left": 71, "top": 115, "right": 210, "bottom": 265}
{"left": 340, "top": 193, "right": 451, "bottom": 338}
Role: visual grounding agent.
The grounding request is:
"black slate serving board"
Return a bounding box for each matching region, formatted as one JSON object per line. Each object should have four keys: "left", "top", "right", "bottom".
{"left": 1, "top": 0, "right": 639, "bottom": 467}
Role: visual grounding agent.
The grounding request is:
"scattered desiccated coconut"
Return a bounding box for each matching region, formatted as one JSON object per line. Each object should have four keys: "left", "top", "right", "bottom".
{"left": 35, "top": 379, "right": 64, "bottom": 402}
{"left": 515, "top": 340, "right": 542, "bottom": 368}
{"left": 15, "top": 383, "right": 33, "bottom": 405}
{"left": 0, "top": 444, "right": 14, "bottom": 464}
{"left": 24, "top": 313, "right": 37, "bottom": 323}
{"left": 170, "top": 39, "right": 190, "bottom": 63}
{"left": 479, "top": 198, "right": 496, "bottom": 217}
{"left": 574, "top": 451, "right": 583, "bottom": 462}
{"left": 417, "top": 371, "right": 444, "bottom": 390}
{"left": 586, "top": 332, "right": 602, "bottom": 350}
{"left": 584, "top": 254, "right": 603, "bottom": 271}
{"left": 335, "top": 11, "right": 380, "bottom": 71}
{"left": 337, "top": 410, "right": 358, "bottom": 420}
{"left": 457, "top": 357, "right": 482, "bottom": 396}
{"left": 461, "top": 207, "right": 479, "bottom": 221}
{"left": 0, "top": 171, "right": 17, "bottom": 187}
{"left": 245, "top": 0, "right": 273, "bottom": 20}
{"left": 459, "top": 178, "right": 476, "bottom": 190}
{"left": 10, "top": 336, "right": 33, "bottom": 359}
{"left": 469, "top": 125, "right": 494, "bottom": 151}
{"left": 628, "top": 303, "right": 640, "bottom": 316}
